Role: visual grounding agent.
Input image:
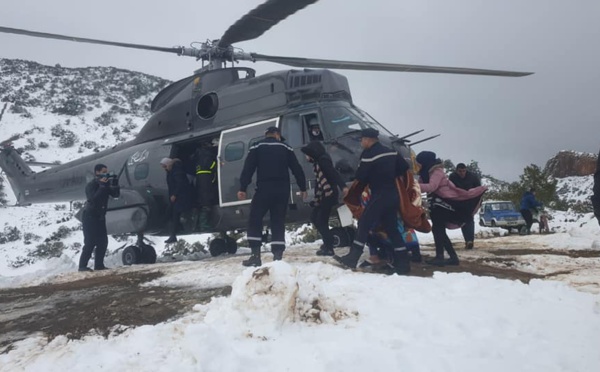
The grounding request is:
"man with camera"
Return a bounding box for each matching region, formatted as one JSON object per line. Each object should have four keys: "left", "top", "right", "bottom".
{"left": 78, "top": 163, "right": 120, "bottom": 271}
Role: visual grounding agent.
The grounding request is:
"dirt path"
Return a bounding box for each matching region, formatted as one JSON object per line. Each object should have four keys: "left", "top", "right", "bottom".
{"left": 0, "top": 270, "right": 231, "bottom": 353}
{"left": 1, "top": 237, "right": 598, "bottom": 353}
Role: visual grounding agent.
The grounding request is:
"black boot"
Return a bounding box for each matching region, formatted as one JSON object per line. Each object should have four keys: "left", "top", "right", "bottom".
{"left": 242, "top": 246, "right": 262, "bottom": 267}
{"left": 164, "top": 236, "right": 177, "bottom": 244}
{"left": 425, "top": 256, "right": 446, "bottom": 266}
{"left": 272, "top": 246, "right": 284, "bottom": 261}
{"left": 334, "top": 243, "right": 363, "bottom": 269}
{"left": 445, "top": 243, "right": 459, "bottom": 266}
{"left": 392, "top": 249, "right": 411, "bottom": 275}
{"left": 316, "top": 244, "right": 335, "bottom": 256}
{"left": 199, "top": 206, "right": 211, "bottom": 232}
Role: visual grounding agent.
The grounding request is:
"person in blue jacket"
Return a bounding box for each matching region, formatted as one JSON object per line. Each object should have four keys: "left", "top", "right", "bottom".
{"left": 520, "top": 187, "right": 543, "bottom": 235}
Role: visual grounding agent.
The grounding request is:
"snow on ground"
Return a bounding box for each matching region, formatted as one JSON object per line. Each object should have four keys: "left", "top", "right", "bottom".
{"left": 1, "top": 205, "right": 600, "bottom": 371}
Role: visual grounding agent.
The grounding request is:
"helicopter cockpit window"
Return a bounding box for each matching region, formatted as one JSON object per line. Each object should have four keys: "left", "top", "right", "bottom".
{"left": 321, "top": 105, "right": 392, "bottom": 138}
{"left": 134, "top": 163, "right": 149, "bottom": 180}
{"left": 224, "top": 141, "right": 245, "bottom": 162}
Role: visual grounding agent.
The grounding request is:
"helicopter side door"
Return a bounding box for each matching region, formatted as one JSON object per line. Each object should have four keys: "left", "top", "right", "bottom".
{"left": 218, "top": 118, "right": 279, "bottom": 207}
{"left": 280, "top": 112, "right": 322, "bottom": 199}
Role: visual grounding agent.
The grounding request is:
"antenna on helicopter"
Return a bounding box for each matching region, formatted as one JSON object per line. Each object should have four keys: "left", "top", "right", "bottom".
{"left": 410, "top": 134, "right": 441, "bottom": 146}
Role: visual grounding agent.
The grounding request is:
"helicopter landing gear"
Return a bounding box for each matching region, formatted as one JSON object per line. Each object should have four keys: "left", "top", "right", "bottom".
{"left": 331, "top": 226, "right": 355, "bottom": 248}
{"left": 122, "top": 234, "right": 157, "bottom": 265}
{"left": 208, "top": 233, "right": 238, "bottom": 257}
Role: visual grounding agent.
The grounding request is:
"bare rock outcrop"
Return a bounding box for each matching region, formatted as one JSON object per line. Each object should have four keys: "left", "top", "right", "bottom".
{"left": 545, "top": 151, "right": 598, "bottom": 178}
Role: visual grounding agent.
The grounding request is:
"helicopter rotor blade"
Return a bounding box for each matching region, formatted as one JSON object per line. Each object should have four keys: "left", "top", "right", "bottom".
{"left": 251, "top": 54, "right": 533, "bottom": 77}
{"left": 218, "top": 0, "right": 319, "bottom": 48}
{"left": 0, "top": 26, "right": 185, "bottom": 55}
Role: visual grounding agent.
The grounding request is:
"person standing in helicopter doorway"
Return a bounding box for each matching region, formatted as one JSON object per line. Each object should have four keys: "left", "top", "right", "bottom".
{"left": 78, "top": 163, "right": 120, "bottom": 272}
{"left": 449, "top": 163, "right": 481, "bottom": 250}
{"left": 238, "top": 126, "right": 307, "bottom": 267}
{"left": 194, "top": 140, "right": 218, "bottom": 231}
{"left": 161, "top": 157, "right": 194, "bottom": 243}
{"left": 301, "top": 141, "right": 349, "bottom": 256}
{"left": 334, "top": 128, "right": 411, "bottom": 275}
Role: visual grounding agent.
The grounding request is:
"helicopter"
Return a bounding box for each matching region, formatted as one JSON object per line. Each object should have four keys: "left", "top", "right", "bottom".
{"left": 0, "top": 0, "right": 532, "bottom": 265}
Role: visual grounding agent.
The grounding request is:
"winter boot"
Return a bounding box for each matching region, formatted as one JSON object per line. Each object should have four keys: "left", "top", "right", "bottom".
{"left": 465, "top": 241, "right": 474, "bottom": 250}
{"left": 78, "top": 267, "right": 93, "bottom": 272}
{"left": 199, "top": 206, "right": 211, "bottom": 232}
{"left": 392, "top": 249, "right": 411, "bottom": 275}
{"left": 333, "top": 243, "right": 363, "bottom": 269}
{"left": 444, "top": 256, "right": 460, "bottom": 266}
{"left": 242, "top": 246, "right": 262, "bottom": 267}
{"left": 425, "top": 256, "right": 446, "bottom": 266}
{"left": 272, "top": 246, "right": 284, "bottom": 261}
{"left": 316, "top": 244, "right": 335, "bottom": 256}
{"left": 164, "top": 236, "right": 177, "bottom": 244}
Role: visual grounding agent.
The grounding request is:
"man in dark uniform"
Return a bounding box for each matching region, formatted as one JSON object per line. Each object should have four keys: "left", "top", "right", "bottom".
{"left": 78, "top": 163, "right": 120, "bottom": 271}
{"left": 161, "top": 157, "right": 194, "bottom": 243}
{"left": 449, "top": 163, "right": 481, "bottom": 249}
{"left": 334, "top": 128, "right": 411, "bottom": 275}
{"left": 194, "top": 141, "right": 218, "bottom": 231}
{"left": 238, "top": 126, "right": 307, "bottom": 267}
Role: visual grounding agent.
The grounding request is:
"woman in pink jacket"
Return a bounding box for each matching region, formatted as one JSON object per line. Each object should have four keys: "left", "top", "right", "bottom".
{"left": 416, "top": 151, "right": 487, "bottom": 266}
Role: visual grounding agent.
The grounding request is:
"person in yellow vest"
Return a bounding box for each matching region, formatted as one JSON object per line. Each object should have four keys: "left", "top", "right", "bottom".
{"left": 193, "top": 141, "right": 218, "bottom": 231}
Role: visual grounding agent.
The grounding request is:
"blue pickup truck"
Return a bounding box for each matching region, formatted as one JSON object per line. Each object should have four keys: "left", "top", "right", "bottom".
{"left": 479, "top": 200, "right": 526, "bottom": 231}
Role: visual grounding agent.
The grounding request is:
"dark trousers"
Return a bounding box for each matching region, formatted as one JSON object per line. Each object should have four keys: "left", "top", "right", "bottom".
{"left": 79, "top": 215, "right": 108, "bottom": 269}
{"left": 520, "top": 209, "right": 533, "bottom": 231}
{"left": 310, "top": 195, "right": 337, "bottom": 248}
{"left": 355, "top": 190, "right": 405, "bottom": 252}
{"left": 247, "top": 189, "right": 288, "bottom": 252}
{"left": 430, "top": 207, "right": 458, "bottom": 260}
{"left": 461, "top": 218, "right": 475, "bottom": 242}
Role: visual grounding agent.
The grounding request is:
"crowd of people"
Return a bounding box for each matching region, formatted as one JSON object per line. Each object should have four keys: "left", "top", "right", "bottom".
{"left": 77, "top": 123, "right": 600, "bottom": 274}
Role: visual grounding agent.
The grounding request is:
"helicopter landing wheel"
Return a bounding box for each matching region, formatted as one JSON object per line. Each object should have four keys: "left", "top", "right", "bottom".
{"left": 140, "top": 244, "right": 157, "bottom": 264}
{"left": 331, "top": 227, "right": 352, "bottom": 248}
{"left": 209, "top": 238, "right": 227, "bottom": 257}
{"left": 122, "top": 246, "right": 141, "bottom": 266}
{"left": 225, "top": 237, "right": 238, "bottom": 254}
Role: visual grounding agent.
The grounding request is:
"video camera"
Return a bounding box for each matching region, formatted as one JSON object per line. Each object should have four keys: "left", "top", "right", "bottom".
{"left": 97, "top": 172, "right": 119, "bottom": 186}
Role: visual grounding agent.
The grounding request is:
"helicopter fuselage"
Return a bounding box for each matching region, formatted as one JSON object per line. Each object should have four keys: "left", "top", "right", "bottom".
{"left": 0, "top": 67, "right": 411, "bottom": 237}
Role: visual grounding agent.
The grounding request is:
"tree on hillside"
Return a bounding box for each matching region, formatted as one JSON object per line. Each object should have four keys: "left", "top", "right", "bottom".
{"left": 483, "top": 164, "right": 562, "bottom": 210}
{"left": 466, "top": 160, "right": 483, "bottom": 179}
{"left": 516, "top": 164, "right": 557, "bottom": 206}
{"left": 442, "top": 159, "right": 455, "bottom": 173}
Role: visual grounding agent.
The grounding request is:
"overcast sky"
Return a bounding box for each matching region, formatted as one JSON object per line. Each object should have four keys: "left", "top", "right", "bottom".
{"left": 1, "top": 0, "right": 599, "bottom": 181}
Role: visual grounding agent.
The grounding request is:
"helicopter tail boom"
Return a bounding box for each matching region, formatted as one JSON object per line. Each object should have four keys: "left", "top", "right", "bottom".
{"left": 0, "top": 145, "right": 35, "bottom": 204}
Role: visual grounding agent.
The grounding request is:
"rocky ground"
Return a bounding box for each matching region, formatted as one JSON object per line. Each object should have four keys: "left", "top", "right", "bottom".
{"left": 1, "top": 236, "right": 599, "bottom": 354}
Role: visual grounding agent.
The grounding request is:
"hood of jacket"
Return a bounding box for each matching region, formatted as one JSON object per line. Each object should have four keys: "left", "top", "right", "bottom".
{"left": 301, "top": 141, "right": 326, "bottom": 162}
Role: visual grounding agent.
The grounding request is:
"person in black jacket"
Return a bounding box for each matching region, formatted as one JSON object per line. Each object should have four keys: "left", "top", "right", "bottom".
{"left": 334, "top": 128, "right": 411, "bottom": 275}
{"left": 161, "top": 157, "right": 194, "bottom": 243}
{"left": 78, "top": 163, "right": 120, "bottom": 271}
{"left": 193, "top": 141, "right": 218, "bottom": 231}
{"left": 593, "top": 149, "right": 600, "bottom": 226}
{"left": 301, "top": 141, "right": 349, "bottom": 256}
{"left": 449, "top": 163, "right": 481, "bottom": 249}
{"left": 238, "top": 126, "right": 307, "bottom": 267}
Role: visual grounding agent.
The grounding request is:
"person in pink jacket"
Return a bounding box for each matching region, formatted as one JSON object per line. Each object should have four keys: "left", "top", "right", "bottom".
{"left": 416, "top": 151, "right": 487, "bottom": 266}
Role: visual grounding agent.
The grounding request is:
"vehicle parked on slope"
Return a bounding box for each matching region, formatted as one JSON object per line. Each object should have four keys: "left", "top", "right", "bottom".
{"left": 479, "top": 200, "right": 526, "bottom": 232}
